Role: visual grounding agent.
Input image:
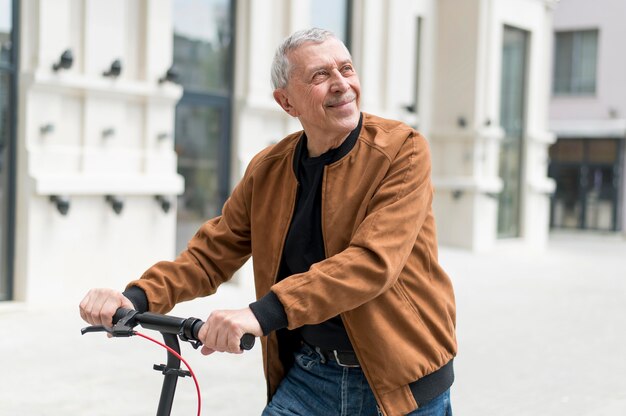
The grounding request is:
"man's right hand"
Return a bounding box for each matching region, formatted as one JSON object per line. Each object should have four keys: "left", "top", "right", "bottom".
{"left": 79, "top": 288, "right": 135, "bottom": 328}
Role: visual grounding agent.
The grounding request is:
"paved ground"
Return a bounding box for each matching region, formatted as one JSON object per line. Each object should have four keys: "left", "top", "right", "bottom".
{"left": 1, "top": 231, "right": 625, "bottom": 415}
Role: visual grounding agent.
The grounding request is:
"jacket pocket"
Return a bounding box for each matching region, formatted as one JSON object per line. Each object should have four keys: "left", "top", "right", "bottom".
{"left": 394, "top": 281, "right": 427, "bottom": 328}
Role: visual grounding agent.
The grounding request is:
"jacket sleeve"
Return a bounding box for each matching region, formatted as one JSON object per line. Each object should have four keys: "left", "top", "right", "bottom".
{"left": 125, "top": 169, "right": 253, "bottom": 314}
{"left": 271, "top": 131, "right": 433, "bottom": 329}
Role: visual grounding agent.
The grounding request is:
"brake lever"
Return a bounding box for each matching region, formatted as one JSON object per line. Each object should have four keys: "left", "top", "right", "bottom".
{"left": 80, "top": 325, "right": 111, "bottom": 335}
{"left": 185, "top": 339, "right": 203, "bottom": 350}
{"left": 110, "top": 309, "right": 139, "bottom": 337}
{"left": 80, "top": 324, "right": 136, "bottom": 337}
{"left": 81, "top": 309, "right": 139, "bottom": 337}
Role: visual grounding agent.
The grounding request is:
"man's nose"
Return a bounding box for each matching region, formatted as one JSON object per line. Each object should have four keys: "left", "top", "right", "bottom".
{"left": 330, "top": 70, "right": 350, "bottom": 93}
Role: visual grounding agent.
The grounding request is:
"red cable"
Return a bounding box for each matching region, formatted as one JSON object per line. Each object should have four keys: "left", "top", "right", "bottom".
{"left": 134, "top": 331, "right": 202, "bottom": 416}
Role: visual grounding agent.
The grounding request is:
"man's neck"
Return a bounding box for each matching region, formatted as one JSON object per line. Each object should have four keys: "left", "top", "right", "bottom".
{"left": 306, "top": 132, "right": 349, "bottom": 158}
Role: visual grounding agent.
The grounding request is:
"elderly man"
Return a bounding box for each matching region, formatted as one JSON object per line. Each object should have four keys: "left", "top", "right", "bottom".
{"left": 80, "top": 28, "right": 457, "bottom": 416}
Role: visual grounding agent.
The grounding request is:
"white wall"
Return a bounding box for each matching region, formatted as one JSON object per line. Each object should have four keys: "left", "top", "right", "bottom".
{"left": 550, "top": 0, "right": 626, "bottom": 122}
{"left": 430, "top": 0, "right": 555, "bottom": 251}
{"left": 15, "top": 0, "right": 183, "bottom": 303}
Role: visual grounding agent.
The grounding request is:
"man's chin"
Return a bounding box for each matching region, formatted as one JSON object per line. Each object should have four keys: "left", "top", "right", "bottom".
{"left": 333, "top": 111, "right": 360, "bottom": 133}
{"left": 329, "top": 103, "right": 359, "bottom": 120}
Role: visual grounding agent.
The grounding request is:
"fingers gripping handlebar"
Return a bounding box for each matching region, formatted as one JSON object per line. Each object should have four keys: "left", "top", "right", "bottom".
{"left": 81, "top": 308, "right": 256, "bottom": 416}
{"left": 81, "top": 308, "right": 255, "bottom": 351}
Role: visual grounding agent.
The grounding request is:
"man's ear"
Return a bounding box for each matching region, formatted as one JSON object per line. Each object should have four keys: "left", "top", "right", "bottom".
{"left": 273, "top": 89, "right": 299, "bottom": 117}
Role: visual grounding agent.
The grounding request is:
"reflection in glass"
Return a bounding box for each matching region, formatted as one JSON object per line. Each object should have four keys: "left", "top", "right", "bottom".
{"left": 549, "top": 139, "right": 584, "bottom": 163}
{"left": 0, "top": 72, "right": 8, "bottom": 151}
{"left": 550, "top": 165, "right": 582, "bottom": 229}
{"left": 0, "top": 0, "right": 11, "bottom": 299}
{"left": 0, "top": 71, "right": 9, "bottom": 299}
{"left": 172, "top": 0, "right": 234, "bottom": 254}
{"left": 584, "top": 166, "right": 615, "bottom": 230}
{"left": 553, "top": 30, "right": 598, "bottom": 95}
{"left": 311, "top": 0, "right": 350, "bottom": 46}
{"left": 587, "top": 139, "right": 618, "bottom": 164}
{"left": 172, "top": 0, "right": 232, "bottom": 93}
{"left": 549, "top": 139, "right": 620, "bottom": 231}
{"left": 0, "top": 0, "right": 12, "bottom": 66}
{"left": 498, "top": 26, "right": 528, "bottom": 238}
{"left": 174, "top": 104, "right": 223, "bottom": 252}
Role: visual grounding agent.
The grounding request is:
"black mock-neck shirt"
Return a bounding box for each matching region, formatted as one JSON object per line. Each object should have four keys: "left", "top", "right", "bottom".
{"left": 249, "top": 114, "right": 363, "bottom": 351}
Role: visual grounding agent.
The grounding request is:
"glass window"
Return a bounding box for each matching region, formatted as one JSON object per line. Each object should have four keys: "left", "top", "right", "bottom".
{"left": 549, "top": 164, "right": 582, "bottom": 229}
{"left": 311, "top": 0, "right": 351, "bottom": 47}
{"left": 0, "top": 72, "right": 9, "bottom": 151}
{"left": 0, "top": 0, "right": 14, "bottom": 301}
{"left": 0, "top": 72, "right": 9, "bottom": 300}
{"left": 587, "top": 139, "right": 618, "bottom": 164}
{"left": 549, "top": 139, "right": 584, "bottom": 163}
{"left": 172, "top": 0, "right": 234, "bottom": 253}
{"left": 549, "top": 139, "right": 621, "bottom": 231}
{"left": 174, "top": 104, "right": 225, "bottom": 250}
{"left": 553, "top": 30, "right": 599, "bottom": 95}
{"left": 0, "top": 0, "right": 12, "bottom": 66}
{"left": 173, "top": 0, "right": 233, "bottom": 94}
{"left": 498, "top": 26, "right": 529, "bottom": 238}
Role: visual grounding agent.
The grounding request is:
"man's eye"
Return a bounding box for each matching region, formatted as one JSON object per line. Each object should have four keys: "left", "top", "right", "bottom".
{"left": 341, "top": 65, "right": 354, "bottom": 74}
{"left": 312, "top": 71, "right": 328, "bottom": 81}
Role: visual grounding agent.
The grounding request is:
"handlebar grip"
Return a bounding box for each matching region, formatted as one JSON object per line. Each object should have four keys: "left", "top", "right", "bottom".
{"left": 190, "top": 320, "right": 255, "bottom": 350}
{"left": 240, "top": 333, "right": 255, "bottom": 350}
{"left": 190, "top": 319, "right": 204, "bottom": 340}
{"left": 113, "top": 308, "right": 135, "bottom": 324}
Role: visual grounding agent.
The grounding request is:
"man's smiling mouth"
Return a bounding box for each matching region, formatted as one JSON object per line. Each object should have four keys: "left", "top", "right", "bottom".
{"left": 325, "top": 94, "right": 356, "bottom": 108}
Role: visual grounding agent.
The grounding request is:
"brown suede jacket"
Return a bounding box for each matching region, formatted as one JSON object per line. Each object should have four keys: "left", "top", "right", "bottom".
{"left": 127, "top": 112, "right": 457, "bottom": 415}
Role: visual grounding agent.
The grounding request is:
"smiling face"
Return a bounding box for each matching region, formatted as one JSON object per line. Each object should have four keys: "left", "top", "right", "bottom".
{"left": 273, "top": 38, "right": 361, "bottom": 146}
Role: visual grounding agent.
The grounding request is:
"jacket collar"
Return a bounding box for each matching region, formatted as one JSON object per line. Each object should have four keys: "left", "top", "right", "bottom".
{"left": 292, "top": 112, "right": 363, "bottom": 177}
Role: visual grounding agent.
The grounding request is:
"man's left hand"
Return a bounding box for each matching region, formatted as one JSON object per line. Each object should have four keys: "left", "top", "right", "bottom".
{"left": 197, "top": 307, "right": 263, "bottom": 355}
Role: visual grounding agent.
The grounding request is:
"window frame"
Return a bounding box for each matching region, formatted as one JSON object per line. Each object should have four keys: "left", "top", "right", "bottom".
{"left": 553, "top": 29, "right": 599, "bottom": 97}
{"left": 0, "top": 0, "right": 19, "bottom": 300}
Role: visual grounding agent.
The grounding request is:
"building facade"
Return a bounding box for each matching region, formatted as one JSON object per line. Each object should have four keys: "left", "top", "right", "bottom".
{"left": 429, "top": 0, "right": 556, "bottom": 250}
{"left": 0, "top": 0, "right": 557, "bottom": 304}
{"left": 549, "top": 0, "right": 626, "bottom": 233}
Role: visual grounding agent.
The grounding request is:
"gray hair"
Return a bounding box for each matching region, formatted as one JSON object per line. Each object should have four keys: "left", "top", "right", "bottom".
{"left": 270, "top": 28, "right": 350, "bottom": 90}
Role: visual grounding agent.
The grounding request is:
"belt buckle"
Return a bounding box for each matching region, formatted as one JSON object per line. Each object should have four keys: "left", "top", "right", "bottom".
{"left": 333, "top": 350, "right": 360, "bottom": 368}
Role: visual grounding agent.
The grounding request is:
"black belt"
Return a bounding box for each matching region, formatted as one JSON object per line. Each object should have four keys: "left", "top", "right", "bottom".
{"left": 306, "top": 343, "right": 360, "bottom": 367}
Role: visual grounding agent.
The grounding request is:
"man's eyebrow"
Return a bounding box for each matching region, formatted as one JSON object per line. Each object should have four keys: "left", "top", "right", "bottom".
{"left": 305, "top": 59, "right": 353, "bottom": 74}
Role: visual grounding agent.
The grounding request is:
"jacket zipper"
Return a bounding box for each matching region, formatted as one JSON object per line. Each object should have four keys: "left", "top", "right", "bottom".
{"left": 321, "top": 166, "right": 329, "bottom": 258}
{"left": 323, "top": 164, "right": 385, "bottom": 414}
{"left": 265, "top": 179, "right": 299, "bottom": 403}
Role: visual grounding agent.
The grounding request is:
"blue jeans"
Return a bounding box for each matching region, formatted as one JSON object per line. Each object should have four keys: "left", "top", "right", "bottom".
{"left": 262, "top": 344, "right": 452, "bottom": 416}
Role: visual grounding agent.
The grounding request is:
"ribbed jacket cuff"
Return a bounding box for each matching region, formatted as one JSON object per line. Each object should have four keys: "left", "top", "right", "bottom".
{"left": 249, "top": 291, "right": 289, "bottom": 336}
{"left": 122, "top": 285, "right": 149, "bottom": 313}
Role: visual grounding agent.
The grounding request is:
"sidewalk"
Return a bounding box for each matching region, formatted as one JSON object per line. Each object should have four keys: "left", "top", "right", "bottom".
{"left": 447, "top": 232, "right": 626, "bottom": 416}
{"left": 1, "top": 232, "right": 624, "bottom": 415}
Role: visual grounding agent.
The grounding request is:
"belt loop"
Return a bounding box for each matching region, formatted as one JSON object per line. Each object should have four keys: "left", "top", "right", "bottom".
{"left": 314, "top": 346, "right": 327, "bottom": 364}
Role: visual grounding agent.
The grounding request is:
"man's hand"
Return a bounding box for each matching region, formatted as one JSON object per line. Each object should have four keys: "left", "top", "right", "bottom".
{"left": 79, "top": 288, "right": 135, "bottom": 328}
{"left": 198, "top": 307, "right": 263, "bottom": 355}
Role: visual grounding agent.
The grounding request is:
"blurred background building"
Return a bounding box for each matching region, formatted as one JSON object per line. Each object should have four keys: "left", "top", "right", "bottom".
{"left": 0, "top": 0, "right": 609, "bottom": 305}
{"left": 548, "top": 0, "right": 626, "bottom": 234}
